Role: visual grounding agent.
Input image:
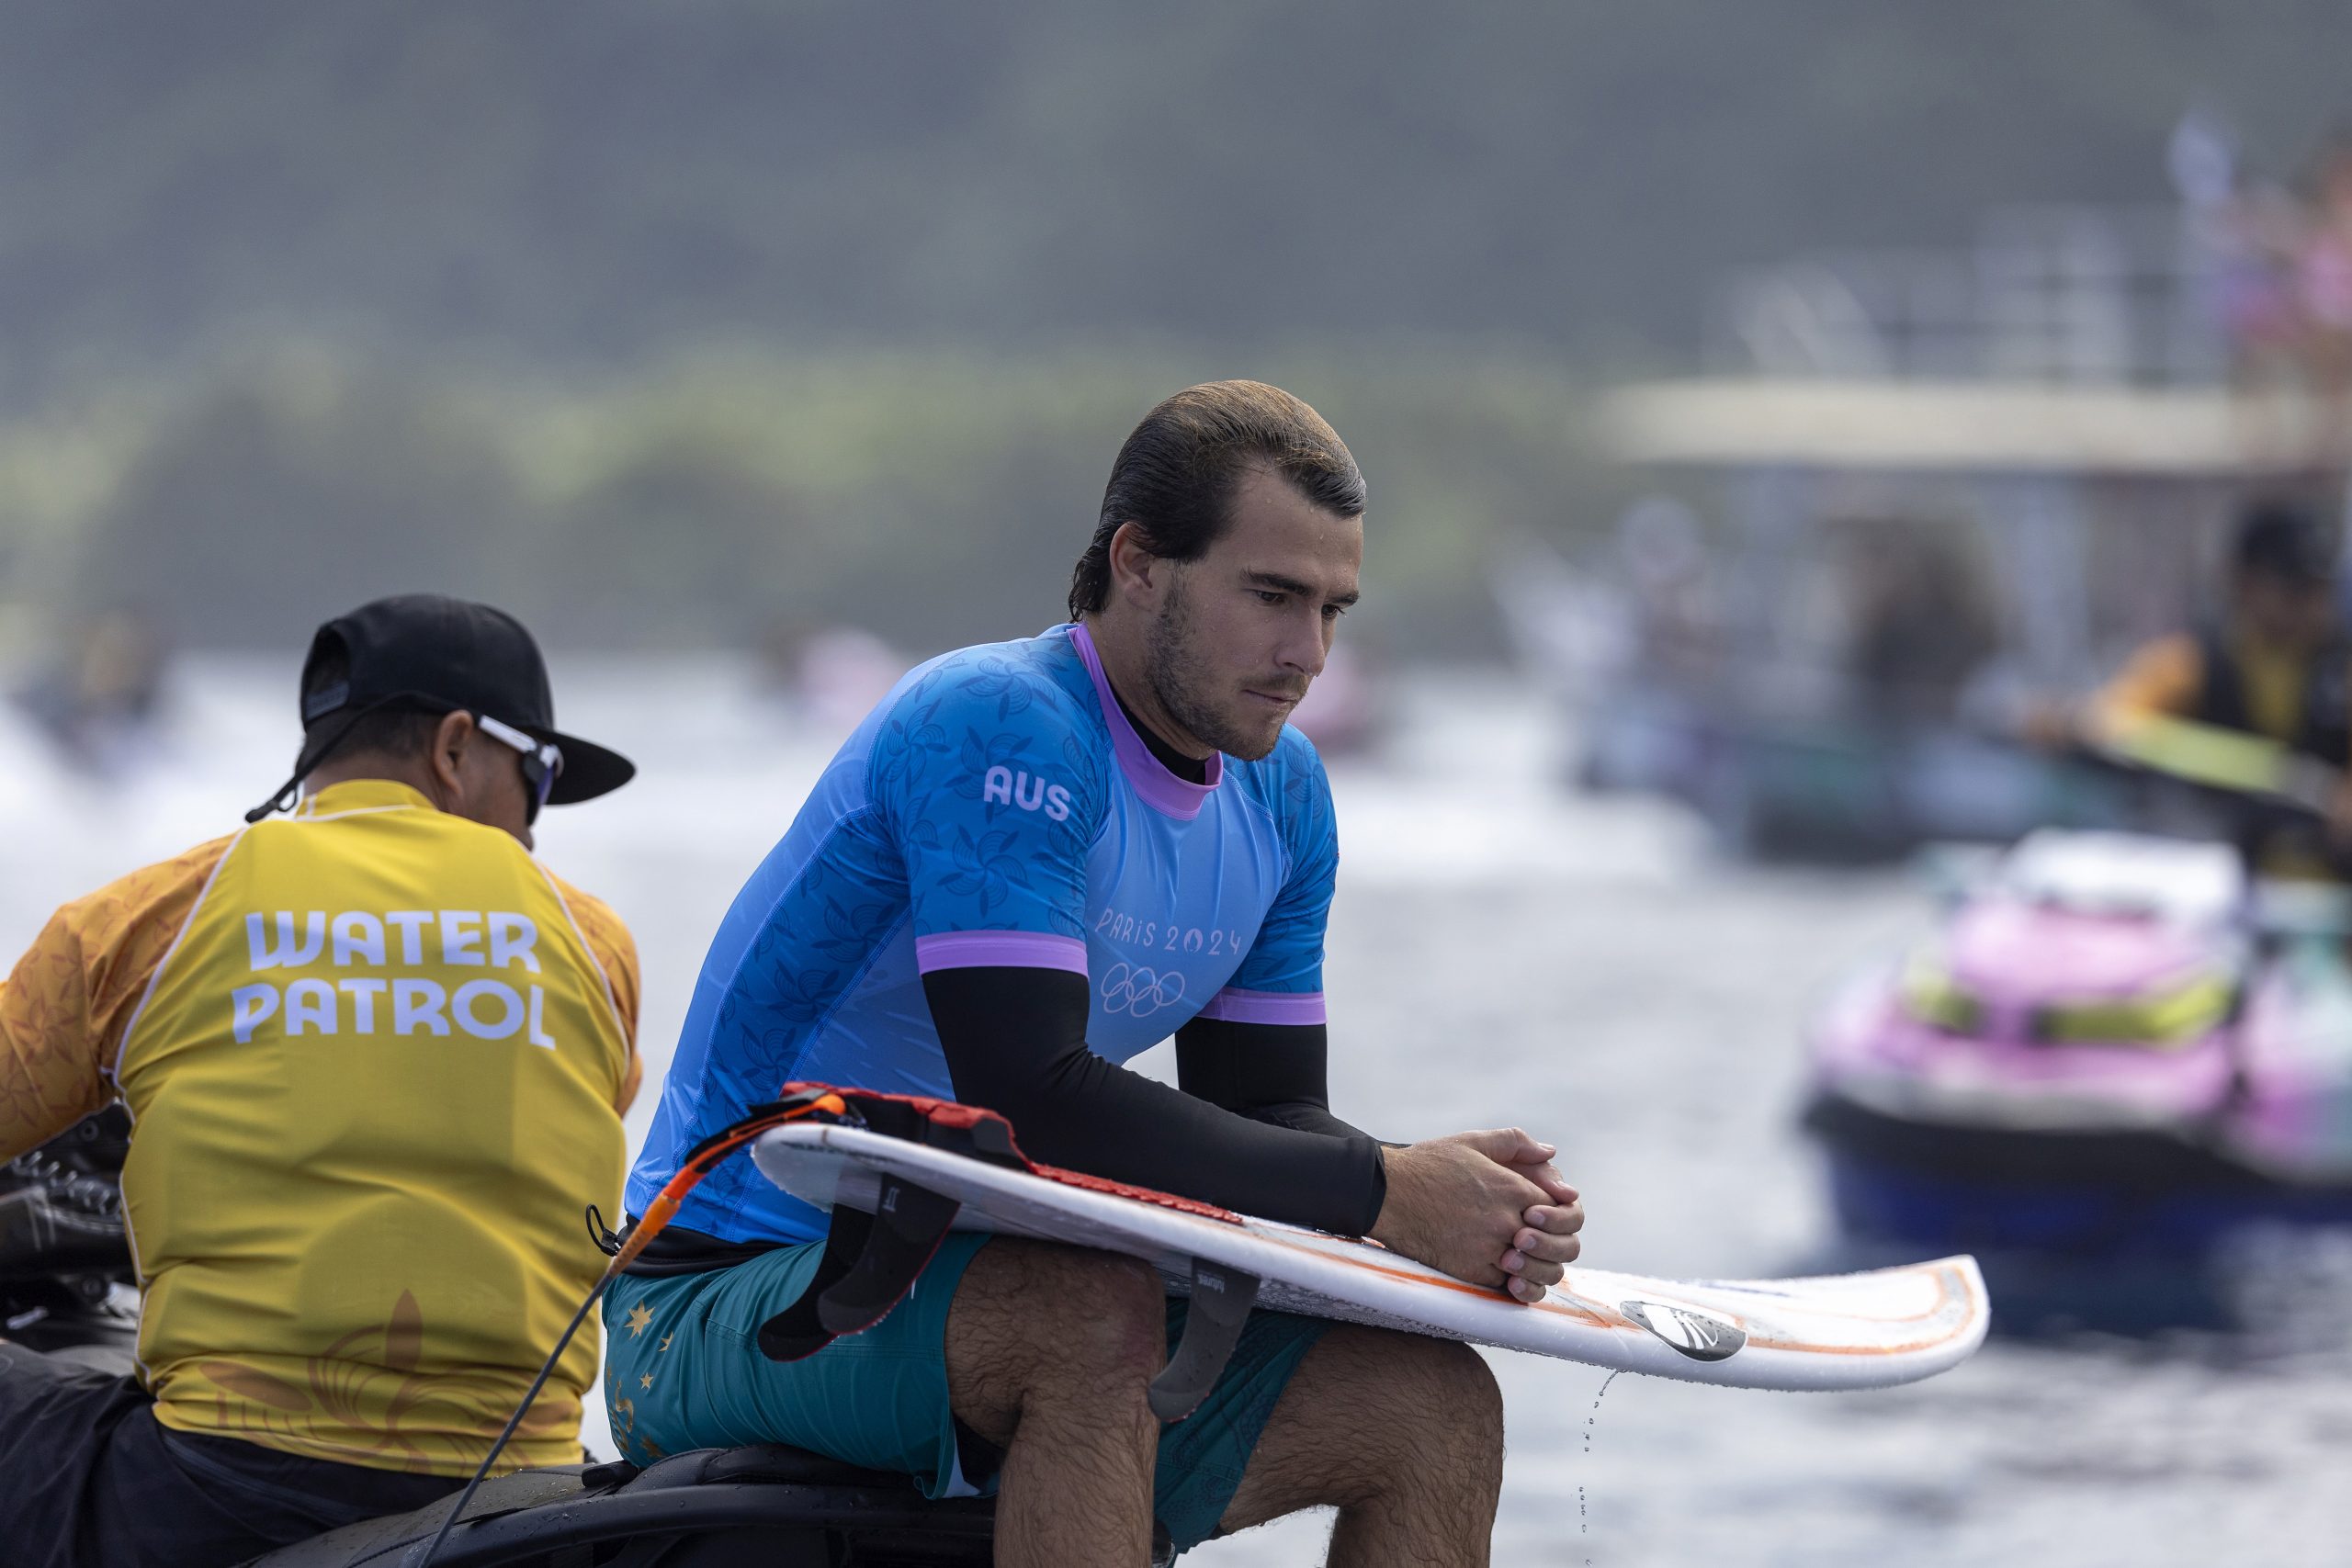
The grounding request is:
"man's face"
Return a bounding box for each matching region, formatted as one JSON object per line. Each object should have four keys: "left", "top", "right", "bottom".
{"left": 2236, "top": 572, "right": 2336, "bottom": 657}
{"left": 1141, "top": 466, "right": 1363, "bottom": 761}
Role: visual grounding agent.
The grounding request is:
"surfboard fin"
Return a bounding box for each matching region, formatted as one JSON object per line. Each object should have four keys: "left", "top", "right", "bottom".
{"left": 1148, "top": 1260, "right": 1261, "bottom": 1423}
{"left": 817, "top": 1176, "right": 962, "bottom": 1336}
{"left": 756, "top": 1174, "right": 962, "bottom": 1362}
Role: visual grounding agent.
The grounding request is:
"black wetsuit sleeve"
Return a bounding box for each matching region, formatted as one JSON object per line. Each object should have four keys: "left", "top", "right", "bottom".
{"left": 922, "top": 966, "right": 1386, "bottom": 1236}
{"left": 1172, "top": 1015, "right": 1380, "bottom": 1144}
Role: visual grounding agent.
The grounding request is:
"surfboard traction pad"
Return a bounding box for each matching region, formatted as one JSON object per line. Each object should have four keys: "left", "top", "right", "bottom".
{"left": 752, "top": 1124, "right": 1988, "bottom": 1394}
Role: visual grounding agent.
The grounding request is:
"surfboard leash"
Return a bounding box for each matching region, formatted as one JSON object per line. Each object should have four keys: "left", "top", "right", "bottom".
{"left": 408, "top": 1080, "right": 1256, "bottom": 1563}
{"left": 406, "top": 1087, "right": 852, "bottom": 1568}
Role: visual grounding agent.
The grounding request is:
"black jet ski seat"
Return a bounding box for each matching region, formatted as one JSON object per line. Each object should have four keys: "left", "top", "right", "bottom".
{"left": 242, "top": 1442, "right": 1178, "bottom": 1566}
{"left": 241, "top": 1442, "right": 1001, "bottom": 1567}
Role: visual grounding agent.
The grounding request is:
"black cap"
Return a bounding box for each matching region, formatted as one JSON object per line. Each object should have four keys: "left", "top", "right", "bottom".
{"left": 2233, "top": 502, "right": 2336, "bottom": 587}
{"left": 297, "top": 594, "right": 634, "bottom": 806}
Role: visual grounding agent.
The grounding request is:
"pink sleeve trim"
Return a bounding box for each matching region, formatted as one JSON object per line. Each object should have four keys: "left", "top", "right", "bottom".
{"left": 915, "top": 931, "right": 1091, "bottom": 975}
{"left": 1195, "top": 987, "right": 1328, "bottom": 1026}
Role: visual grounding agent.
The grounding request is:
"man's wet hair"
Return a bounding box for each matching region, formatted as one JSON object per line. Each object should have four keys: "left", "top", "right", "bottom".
{"left": 2233, "top": 502, "right": 2335, "bottom": 588}
{"left": 1068, "top": 380, "right": 1365, "bottom": 619}
{"left": 299, "top": 637, "right": 443, "bottom": 762}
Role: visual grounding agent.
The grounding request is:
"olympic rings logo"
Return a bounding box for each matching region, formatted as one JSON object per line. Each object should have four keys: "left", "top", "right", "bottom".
{"left": 1100, "top": 963, "right": 1187, "bottom": 1018}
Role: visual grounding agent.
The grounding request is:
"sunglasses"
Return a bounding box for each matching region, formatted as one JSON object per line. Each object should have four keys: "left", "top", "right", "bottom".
{"left": 476, "top": 714, "right": 565, "bottom": 824}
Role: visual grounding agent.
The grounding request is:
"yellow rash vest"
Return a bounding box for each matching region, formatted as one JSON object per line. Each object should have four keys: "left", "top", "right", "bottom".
{"left": 0, "top": 779, "right": 641, "bottom": 1475}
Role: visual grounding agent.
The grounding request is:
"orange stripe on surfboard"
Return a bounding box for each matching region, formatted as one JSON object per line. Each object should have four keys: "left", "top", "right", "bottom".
{"left": 1252, "top": 1227, "right": 1979, "bottom": 1359}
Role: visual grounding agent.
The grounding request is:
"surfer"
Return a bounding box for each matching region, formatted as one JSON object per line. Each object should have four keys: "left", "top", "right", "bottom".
{"left": 616, "top": 381, "right": 1585, "bottom": 1565}
{"left": 0, "top": 595, "right": 643, "bottom": 1568}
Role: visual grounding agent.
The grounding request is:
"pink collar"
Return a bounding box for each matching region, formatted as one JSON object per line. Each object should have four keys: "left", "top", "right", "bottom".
{"left": 1065, "top": 623, "right": 1221, "bottom": 820}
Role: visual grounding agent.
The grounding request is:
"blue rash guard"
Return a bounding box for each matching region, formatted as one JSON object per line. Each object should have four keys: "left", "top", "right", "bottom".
{"left": 628, "top": 621, "right": 1381, "bottom": 1247}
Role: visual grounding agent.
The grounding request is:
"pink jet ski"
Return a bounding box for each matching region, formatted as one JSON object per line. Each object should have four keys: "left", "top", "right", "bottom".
{"left": 1803, "top": 829, "right": 2352, "bottom": 1325}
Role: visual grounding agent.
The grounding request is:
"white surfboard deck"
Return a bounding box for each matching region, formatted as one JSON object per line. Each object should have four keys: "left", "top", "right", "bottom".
{"left": 752, "top": 1124, "right": 1987, "bottom": 1392}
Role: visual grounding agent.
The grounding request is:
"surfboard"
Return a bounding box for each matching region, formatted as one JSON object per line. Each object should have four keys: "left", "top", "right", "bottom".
{"left": 751, "top": 1123, "right": 1988, "bottom": 1393}
{"left": 2085, "top": 710, "right": 2340, "bottom": 816}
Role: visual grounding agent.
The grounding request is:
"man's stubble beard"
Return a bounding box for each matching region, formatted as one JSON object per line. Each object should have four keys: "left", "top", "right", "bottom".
{"left": 1141, "top": 574, "right": 1288, "bottom": 762}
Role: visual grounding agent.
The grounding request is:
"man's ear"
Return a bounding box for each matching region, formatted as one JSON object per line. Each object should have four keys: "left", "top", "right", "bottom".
{"left": 428, "top": 709, "right": 475, "bottom": 798}
{"left": 1106, "top": 521, "right": 1163, "bottom": 609}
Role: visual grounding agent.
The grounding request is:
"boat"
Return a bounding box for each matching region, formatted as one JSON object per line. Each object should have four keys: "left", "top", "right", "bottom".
{"left": 1502, "top": 186, "right": 2349, "bottom": 864}
{"left": 1802, "top": 825, "right": 2352, "bottom": 1327}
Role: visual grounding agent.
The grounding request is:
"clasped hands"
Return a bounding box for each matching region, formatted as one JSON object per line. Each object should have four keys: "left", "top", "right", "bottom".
{"left": 1368, "top": 1129, "right": 1586, "bottom": 1304}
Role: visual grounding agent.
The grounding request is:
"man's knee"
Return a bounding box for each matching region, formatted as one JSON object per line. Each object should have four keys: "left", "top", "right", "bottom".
{"left": 946, "top": 1240, "right": 1164, "bottom": 1438}
{"left": 1325, "top": 1328, "right": 1502, "bottom": 1481}
{"left": 1217, "top": 1325, "right": 1501, "bottom": 1534}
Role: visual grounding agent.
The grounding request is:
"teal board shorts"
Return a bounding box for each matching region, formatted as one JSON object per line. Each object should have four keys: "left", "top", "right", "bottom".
{"left": 603, "top": 1232, "right": 1329, "bottom": 1552}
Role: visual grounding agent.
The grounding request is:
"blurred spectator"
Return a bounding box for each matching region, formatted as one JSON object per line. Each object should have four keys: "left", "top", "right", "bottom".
{"left": 1842, "top": 522, "right": 1997, "bottom": 723}
{"left": 2211, "top": 175, "right": 2306, "bottom": 430}
{"left": 14, "top": 609, "right": 170, "bottom": 780}
{"left": 2294, "top": 137, "right": 2352, "bottom": 461}
{"left": 1614, "top": 496, "right": 1721, "bottom": 687}
{"left": 2195, "top": 128, "right": 2352, "bottom": 463}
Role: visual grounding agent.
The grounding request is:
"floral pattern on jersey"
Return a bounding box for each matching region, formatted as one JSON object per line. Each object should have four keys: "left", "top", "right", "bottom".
{"left": 812, "top": 893, "right": 898, "bottom": 962}
{"left": 874, "top": 648, "right": 1102, "bottom": 941}
{"left": 903, "top": 819, "right": 1035, "bottom": 919}
{"left": 188, "top": 1289, "right": 580, "bottom": 1473}
{"left": 917, "top": 656, "right": 1090, "bottom": 825}
{"left": 717, "top": 838, "right": 910, "bottom": 1063}
{"left": 958, "top": 652, "right": 1046, "bottom": 722}
{"left": 0, "top": 835, "right": 233, "bottom": 1156}
{"left": 548, "top": 874, "right": 643, "bottom": 1091}
{"left": 947, "top": 728, "right": 1043, "bottom": 809}
{"left": 872, "top": 695, "right": 954, "bottom": 802}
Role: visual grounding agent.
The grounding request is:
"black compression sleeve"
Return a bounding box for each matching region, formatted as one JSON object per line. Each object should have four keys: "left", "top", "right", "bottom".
{"left": 921, "top": 966, "right": 1385, "bottom": 1236}
{"left": 1173, "top": 1016, "right": 1379, "bottom": 1144}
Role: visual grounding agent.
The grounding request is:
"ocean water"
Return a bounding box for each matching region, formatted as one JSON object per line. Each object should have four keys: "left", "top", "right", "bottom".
{"left": 8, "top": 658, "right": 2352, "bottom": 1565}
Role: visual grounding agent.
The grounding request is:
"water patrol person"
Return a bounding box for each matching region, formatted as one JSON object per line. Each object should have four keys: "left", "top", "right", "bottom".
{"left": 2094, "top": 503, "right": 2348, "bottom": 760}
{"left": 2087, "top": 502, "right": 2352, "bottom": 847}
{"left": 0, "top": 594, "right": 643, "bottom": 1568}
{"left": 617, "top": 382, "right": 1585, "bottom": 1565}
